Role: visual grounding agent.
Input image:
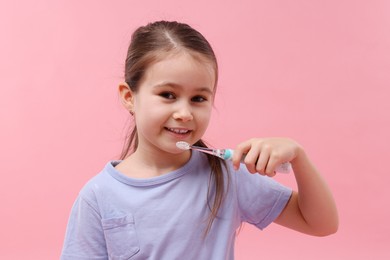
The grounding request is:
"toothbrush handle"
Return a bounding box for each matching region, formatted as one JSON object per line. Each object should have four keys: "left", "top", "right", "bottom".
{"left": 224, "top": 149, "right": 291, "bottom": 174}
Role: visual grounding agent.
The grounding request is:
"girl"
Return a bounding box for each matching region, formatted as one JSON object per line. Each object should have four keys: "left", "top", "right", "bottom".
{"left": 61, "top": 21, "right": 338, "bottom": 260}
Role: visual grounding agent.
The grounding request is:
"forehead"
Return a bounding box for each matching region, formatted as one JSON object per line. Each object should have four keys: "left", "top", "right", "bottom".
{"left": 142, "top": 51, "right": 217, "bottom": 91}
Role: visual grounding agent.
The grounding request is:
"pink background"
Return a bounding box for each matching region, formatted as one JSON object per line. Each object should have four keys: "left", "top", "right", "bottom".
{"left": 1, "top": 0, "right": 389, "bottom": 259}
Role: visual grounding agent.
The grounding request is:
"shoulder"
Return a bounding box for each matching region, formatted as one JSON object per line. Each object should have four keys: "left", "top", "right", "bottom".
{"left": 232, "top": 163, "right": 288, "bottom": 191}
{"left": 78, "top": 161, "right": 118, "bottom": 205}
{"left": 229, "top": 163, "right": 292, "bottom": 219}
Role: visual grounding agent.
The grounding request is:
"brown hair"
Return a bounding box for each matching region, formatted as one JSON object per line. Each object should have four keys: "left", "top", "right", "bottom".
{"left": 120, "top": 21, "right": 227, "bottom": 235}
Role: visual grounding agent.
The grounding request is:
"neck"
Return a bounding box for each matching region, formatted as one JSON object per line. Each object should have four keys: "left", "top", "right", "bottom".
{"left": 117, "top": 147, "right": 191, "bottom": 178}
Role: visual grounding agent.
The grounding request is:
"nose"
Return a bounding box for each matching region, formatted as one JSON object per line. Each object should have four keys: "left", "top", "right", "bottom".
{"left": 172, "top": 102, "right": 193, "bottom": 122}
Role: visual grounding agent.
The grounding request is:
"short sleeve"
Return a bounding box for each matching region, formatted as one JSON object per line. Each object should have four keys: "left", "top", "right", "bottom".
{"left": 61, "top": 196, "right": 108, "bottom": 260}
{"left": 235, "top": 165, "right": 292, "bottom": 230}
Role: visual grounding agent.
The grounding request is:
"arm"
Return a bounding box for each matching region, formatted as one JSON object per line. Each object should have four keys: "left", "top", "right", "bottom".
{"left": 232, "top": 138, "right": 338, "bottom": 236}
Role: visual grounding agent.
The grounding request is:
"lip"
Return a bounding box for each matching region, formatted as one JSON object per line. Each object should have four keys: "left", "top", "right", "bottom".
{"left": 164, "top": 127, "right": 193, "bottom": 138}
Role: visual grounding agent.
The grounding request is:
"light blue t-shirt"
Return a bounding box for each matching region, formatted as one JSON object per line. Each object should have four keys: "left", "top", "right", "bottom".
{"left": 61, "top": 151, "right": 292, "bottom": 260}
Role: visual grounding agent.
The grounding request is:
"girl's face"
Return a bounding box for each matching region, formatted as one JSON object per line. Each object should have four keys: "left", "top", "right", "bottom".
{"left": 130, "top": 52, "right": 216, "bottom": 156}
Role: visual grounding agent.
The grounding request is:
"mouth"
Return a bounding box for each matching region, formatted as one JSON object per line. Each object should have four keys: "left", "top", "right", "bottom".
{"left": 165, "top": 127, "right": 192, "bottom": 136}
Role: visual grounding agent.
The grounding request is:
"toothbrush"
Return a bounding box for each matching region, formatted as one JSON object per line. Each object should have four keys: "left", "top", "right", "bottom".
{"left": 176, "top": 141, "right": 291, "bottom": 174}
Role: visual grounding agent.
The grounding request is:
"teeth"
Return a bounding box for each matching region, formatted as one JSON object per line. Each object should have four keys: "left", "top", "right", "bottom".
{"left": 168, "top": 128, "right": 190, "bottom": 134}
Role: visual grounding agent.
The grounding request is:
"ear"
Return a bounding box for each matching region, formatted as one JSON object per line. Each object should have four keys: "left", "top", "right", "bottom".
{"left": 118, "top": 82, "right": 135, "bottom": 112}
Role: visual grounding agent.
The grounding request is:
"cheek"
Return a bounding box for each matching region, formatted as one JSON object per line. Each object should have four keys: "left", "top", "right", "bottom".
{"left": 136, "top": 107, "right": 165, "bottom": 128}
{"left": 135, "top": 96, "right": 164, "bottom": 117}
{"left": 196, "top": 108, "right": 212, "bottom": 128}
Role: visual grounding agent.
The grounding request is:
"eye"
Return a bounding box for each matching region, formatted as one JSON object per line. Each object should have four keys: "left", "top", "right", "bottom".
{"left": 191, "top": 95, "right": 208, "bottom": 103}
{"left": 159, "top": 91, "right": 176, "bottom": 99}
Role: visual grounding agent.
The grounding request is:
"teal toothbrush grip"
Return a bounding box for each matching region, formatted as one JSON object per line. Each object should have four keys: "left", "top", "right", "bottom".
{"left": 223, "top": 149, "right": 291, "bottom": 174}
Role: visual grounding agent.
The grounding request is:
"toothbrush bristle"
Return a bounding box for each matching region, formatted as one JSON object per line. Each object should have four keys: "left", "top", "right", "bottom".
{"left": 176, "top": 141, "right": 190, "bottom": 150}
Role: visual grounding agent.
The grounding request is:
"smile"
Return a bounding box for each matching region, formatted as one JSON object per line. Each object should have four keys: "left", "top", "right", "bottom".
{"left": 165, "top": 127, "right": 192, "bottom": 134}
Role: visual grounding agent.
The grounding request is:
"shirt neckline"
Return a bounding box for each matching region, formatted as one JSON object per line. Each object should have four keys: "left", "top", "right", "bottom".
{"left": 106, "top": 150, "right": 201, "bottom": 187}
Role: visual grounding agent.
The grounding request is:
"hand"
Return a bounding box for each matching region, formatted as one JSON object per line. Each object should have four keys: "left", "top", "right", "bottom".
{"left": 232, "top": 137, "right": 301, "bottom": 177}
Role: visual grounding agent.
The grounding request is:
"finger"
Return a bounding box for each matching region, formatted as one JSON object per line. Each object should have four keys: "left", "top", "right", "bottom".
{"left": 233, "top": 141, "right": 252, "bottom": 170}
{"left": 255, "top": 146, "right": 271, "bottom": 176}
{"left": 232, "top": 149, "right": 244, "bottom": 170}
{"left": 243, "top": 146, "right": 261, "bottom": 174}
{"left": 243, "top": 151, "right": 259, "bottom": 173}
{"left": 264, "top": 154, "right": 281, "bottom": 177}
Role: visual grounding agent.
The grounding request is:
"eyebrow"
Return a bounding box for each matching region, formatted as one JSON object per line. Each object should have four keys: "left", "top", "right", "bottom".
{"left": 154, "top": 82, "right": 214, "bottom": 95}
